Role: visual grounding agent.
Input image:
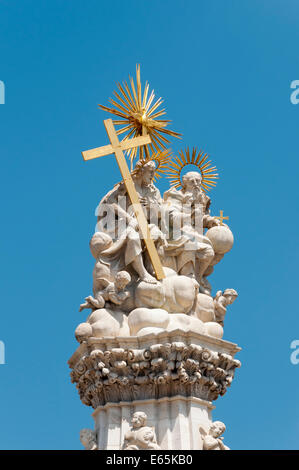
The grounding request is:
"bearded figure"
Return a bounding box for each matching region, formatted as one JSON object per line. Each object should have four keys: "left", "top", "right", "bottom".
{"left": 162, "top": 171, "right": 221, "bottom": 293}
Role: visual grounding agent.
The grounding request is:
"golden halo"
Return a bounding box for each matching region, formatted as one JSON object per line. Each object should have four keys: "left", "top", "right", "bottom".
{"left": 165, "top": 147, "right": 219, "bottom": 192}
{"left": 131, "top": 149, "right": 172, "bottom": 183}
{"left": 98, "top": 64, "right": 181, "bottom": 165}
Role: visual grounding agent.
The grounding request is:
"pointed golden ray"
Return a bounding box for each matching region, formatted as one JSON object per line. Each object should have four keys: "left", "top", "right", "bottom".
{"left": 149, "top": 109, "right": 166, "bottom": 119}
{"left": 201, "top": 161, "right": 213, "bottom": 170}
{"left": 196, "top": 154, "right": 208, "bottom": 168}
{"left": 151, "top": 135, "right": 163, "bottom": 152}
{"left": 187, "top": 148, "right": 191, "bottom": 164}
{"left": 194, "top": 151, "right": 204, "bottom": 166}
{"left": 117, "top": 82, "right": 135, "bottom": 111}
{"left": 131, "top": 149, "right": 173, "bottom": 182}
{"left": 129, "top": 75, "right": 138, "bottom": 108}
{"left": 115, "top": 124, "right": 132, "bottom": 135}
{"left": 142, "top": 82, "right": 149, "bottom": 109}
{"left": 113, "top": 120, "right": 129, "bottom": 125}
{"left": 144, "top": 90, "right": 155, "bottom": 112}
{"left": 122, "top": 81, "right": 138, "bottom": 112}
{"left": 99, "top": 65, "right": 181, "bottom": 164}
{"left": 112, "top": 91, "right": 132, "bottom": 113}
{"left": 157, "top": 127, "right": 181, "bottom": 137}
{"left": 136, "top": 64, "right": 142, "bottom": 109}
{"left": 147, "top": 97, "right": 164, "bottom": 117}
{"left": 180, "top": 150, "right": 187, "bottom": 165}
{"left": 151, "top": 128, "right": 170, "bottom": 145}
{"left": 98, "top": 104, "right": 127, "bottom": 119}
{"left": 109, "top": 98, "right": 131, "bottom": 115}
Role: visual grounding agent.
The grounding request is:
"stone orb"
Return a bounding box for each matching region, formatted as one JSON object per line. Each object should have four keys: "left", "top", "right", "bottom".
{"left": 205, "top": 225, "right": 234, "bottom": 254}
{"left": 205, "top": 322, "right": 224, "bottom": 339}
{"left": 75, "top": 322, "right": 93, "bottom": 343}
{"left": 88, "top": 308, "right": 130, "bottom": 337}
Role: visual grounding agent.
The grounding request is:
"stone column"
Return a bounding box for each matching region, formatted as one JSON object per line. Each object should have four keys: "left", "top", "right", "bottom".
{"left": 69, "top": 330, "right": 240, "bottom": 450}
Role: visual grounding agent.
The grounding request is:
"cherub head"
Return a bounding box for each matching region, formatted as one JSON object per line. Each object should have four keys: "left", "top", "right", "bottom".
{"left": 80, "top": 428, "right": 97, "bottom": 449}
{"left": 131, "top": 411, "right": 147, "bottom": 429}
{"left": 114, "top": 271, "right": 131, "bottom": 291}
{"left": 222, "top": 288, "right": 238, "bottom": 305}
{"left": 210, "top": 421, "right": 226, "bottom": 438}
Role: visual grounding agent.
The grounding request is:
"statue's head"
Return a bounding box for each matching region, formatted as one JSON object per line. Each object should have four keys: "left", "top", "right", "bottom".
{"left": 131, "top": 411, "right": 147, "bottom": 429}
{"left": 210, "top": 421, "right": 226, "bottom": 438}
{"left": 90, "top": 232, "right": 113, "bottom": 258}
{"left": 80, "top": 428, "right": 96, "bottom": 447}
{"left": 223, "top": 288, "right": 238, "bottom": 305}
{"left": 115, "top": 271, "right": 131, "bottom": 290}
{"left": 134, "top": 160, "right": 156, "bottom": 186}
{"left": 182, "top": 171, "right": 202, "bottom": 193}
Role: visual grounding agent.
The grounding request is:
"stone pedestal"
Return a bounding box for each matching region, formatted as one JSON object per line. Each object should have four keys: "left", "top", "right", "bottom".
{"left": 69, "top": 330, "right": 240, "bottom": 450}
{"left": 93, "top": 396, "right": 214, "bottom": 450}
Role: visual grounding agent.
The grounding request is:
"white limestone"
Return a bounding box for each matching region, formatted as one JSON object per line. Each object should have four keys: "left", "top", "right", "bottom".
{"left": 70, "top": 165, "right": 240, "bottom": 450}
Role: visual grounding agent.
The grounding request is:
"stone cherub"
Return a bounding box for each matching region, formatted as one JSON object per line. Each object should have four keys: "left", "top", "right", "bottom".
{"left": 122, "top": 412, "right": 161, "bottom": 450}
{"left": 200, "top": 421, "right": 229, "bottom": 450}
{"left": 80, "top": 428, "right": 98, "bottom": 450}
{"left": 213, "top": 289, "right": 238, "bottom": 326}
{"left": 79, "top": 271, "right": 131, "bottom": 312}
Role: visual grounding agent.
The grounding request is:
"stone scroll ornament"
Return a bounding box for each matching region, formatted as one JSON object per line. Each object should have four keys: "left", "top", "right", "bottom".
{"left": 71, "top": 65, "right": 240, "bottom": 450}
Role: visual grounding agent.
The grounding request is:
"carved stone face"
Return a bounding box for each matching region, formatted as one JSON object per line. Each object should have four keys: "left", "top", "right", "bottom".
{"left": 80, "top": 429, "right": 95, "bottom": 446}
{"left": 225, "top": 295, "right": 235, "bottom": 304}
{"left": 131, "top": 412, "right": 146, "bottom": 428}
{"left": 210, "top": 421, "right": 225, "bottom": 438}
{"left": 141, "top": 162, "right": 156, "bottom": 186}
{"left": 182, "top": 171, "right": 202, "bottom": 193}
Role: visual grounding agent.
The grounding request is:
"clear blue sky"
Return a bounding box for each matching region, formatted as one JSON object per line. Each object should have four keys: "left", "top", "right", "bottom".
{"left": 0, "top": 0, "right": 298, "bottom": 450}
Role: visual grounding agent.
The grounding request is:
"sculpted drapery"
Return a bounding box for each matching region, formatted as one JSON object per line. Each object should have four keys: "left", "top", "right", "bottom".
{"left": 95, "top": 163, "right": 220, "bottom": 292}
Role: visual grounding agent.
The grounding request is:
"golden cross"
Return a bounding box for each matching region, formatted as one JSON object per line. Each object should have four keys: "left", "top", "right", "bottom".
{"left": 82, "top": 118, "right": 165, "bottom": 280}
{"left": 215, "top": 210, "right": 229, "bottom": 225}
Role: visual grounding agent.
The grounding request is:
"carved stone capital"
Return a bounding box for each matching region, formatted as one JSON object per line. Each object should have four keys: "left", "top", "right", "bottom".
{"left": 68, "top": 330, "right": 241, "bottom": 409}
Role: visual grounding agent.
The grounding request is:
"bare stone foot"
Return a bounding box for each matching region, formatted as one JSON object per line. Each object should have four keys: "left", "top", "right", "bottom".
{"left": 140, "top": 273, "right": 158, "bottom": 284}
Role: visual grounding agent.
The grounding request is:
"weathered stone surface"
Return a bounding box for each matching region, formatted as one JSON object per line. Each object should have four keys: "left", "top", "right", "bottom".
{"left": 69, "top": 331, "right": 240, "bottom": 409}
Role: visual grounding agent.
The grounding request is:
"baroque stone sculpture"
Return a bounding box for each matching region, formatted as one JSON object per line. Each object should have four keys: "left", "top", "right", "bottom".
{"left": 122, "top": 412, "right": 160, "bottom": 450}
{"left": 200, "top": 421, "right": 229, "bottom": 450}
{"left": 79, "top": 428, "right": 98, "bottom": 450}
{"left": 69, "top": 65, "right": 241, "bottom": 450}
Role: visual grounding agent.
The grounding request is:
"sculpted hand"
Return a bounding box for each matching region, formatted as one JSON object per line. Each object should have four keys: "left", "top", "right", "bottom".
{"left": 139, "top": 197, "right": 149, "bottom": 207}
{"left": 128, "top": 217, "right": 139, "bottom": 231}
{"left": 213, "top": 218, "right": 221, "bottom": 226}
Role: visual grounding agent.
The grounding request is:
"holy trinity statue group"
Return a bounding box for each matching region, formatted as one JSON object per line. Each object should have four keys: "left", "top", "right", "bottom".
{"left": 74, "top": 65, "right": 238, "bottom": 346}
{"left": 72, "top": 66, "right": 240, "bottom": 451}
{"left": 75, "top": 155, "right": 237, "bottom": 343}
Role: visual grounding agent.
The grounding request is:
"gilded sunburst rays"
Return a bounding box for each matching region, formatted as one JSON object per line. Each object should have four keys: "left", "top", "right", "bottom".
{"left": 166, "top": 147, "right": 219, "bottom": 192}
{"left": 98, "top": 65, "right": 181, "bottom": 165}
{"left": 132, "top": 149, "right": 173, "bottom": 183}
